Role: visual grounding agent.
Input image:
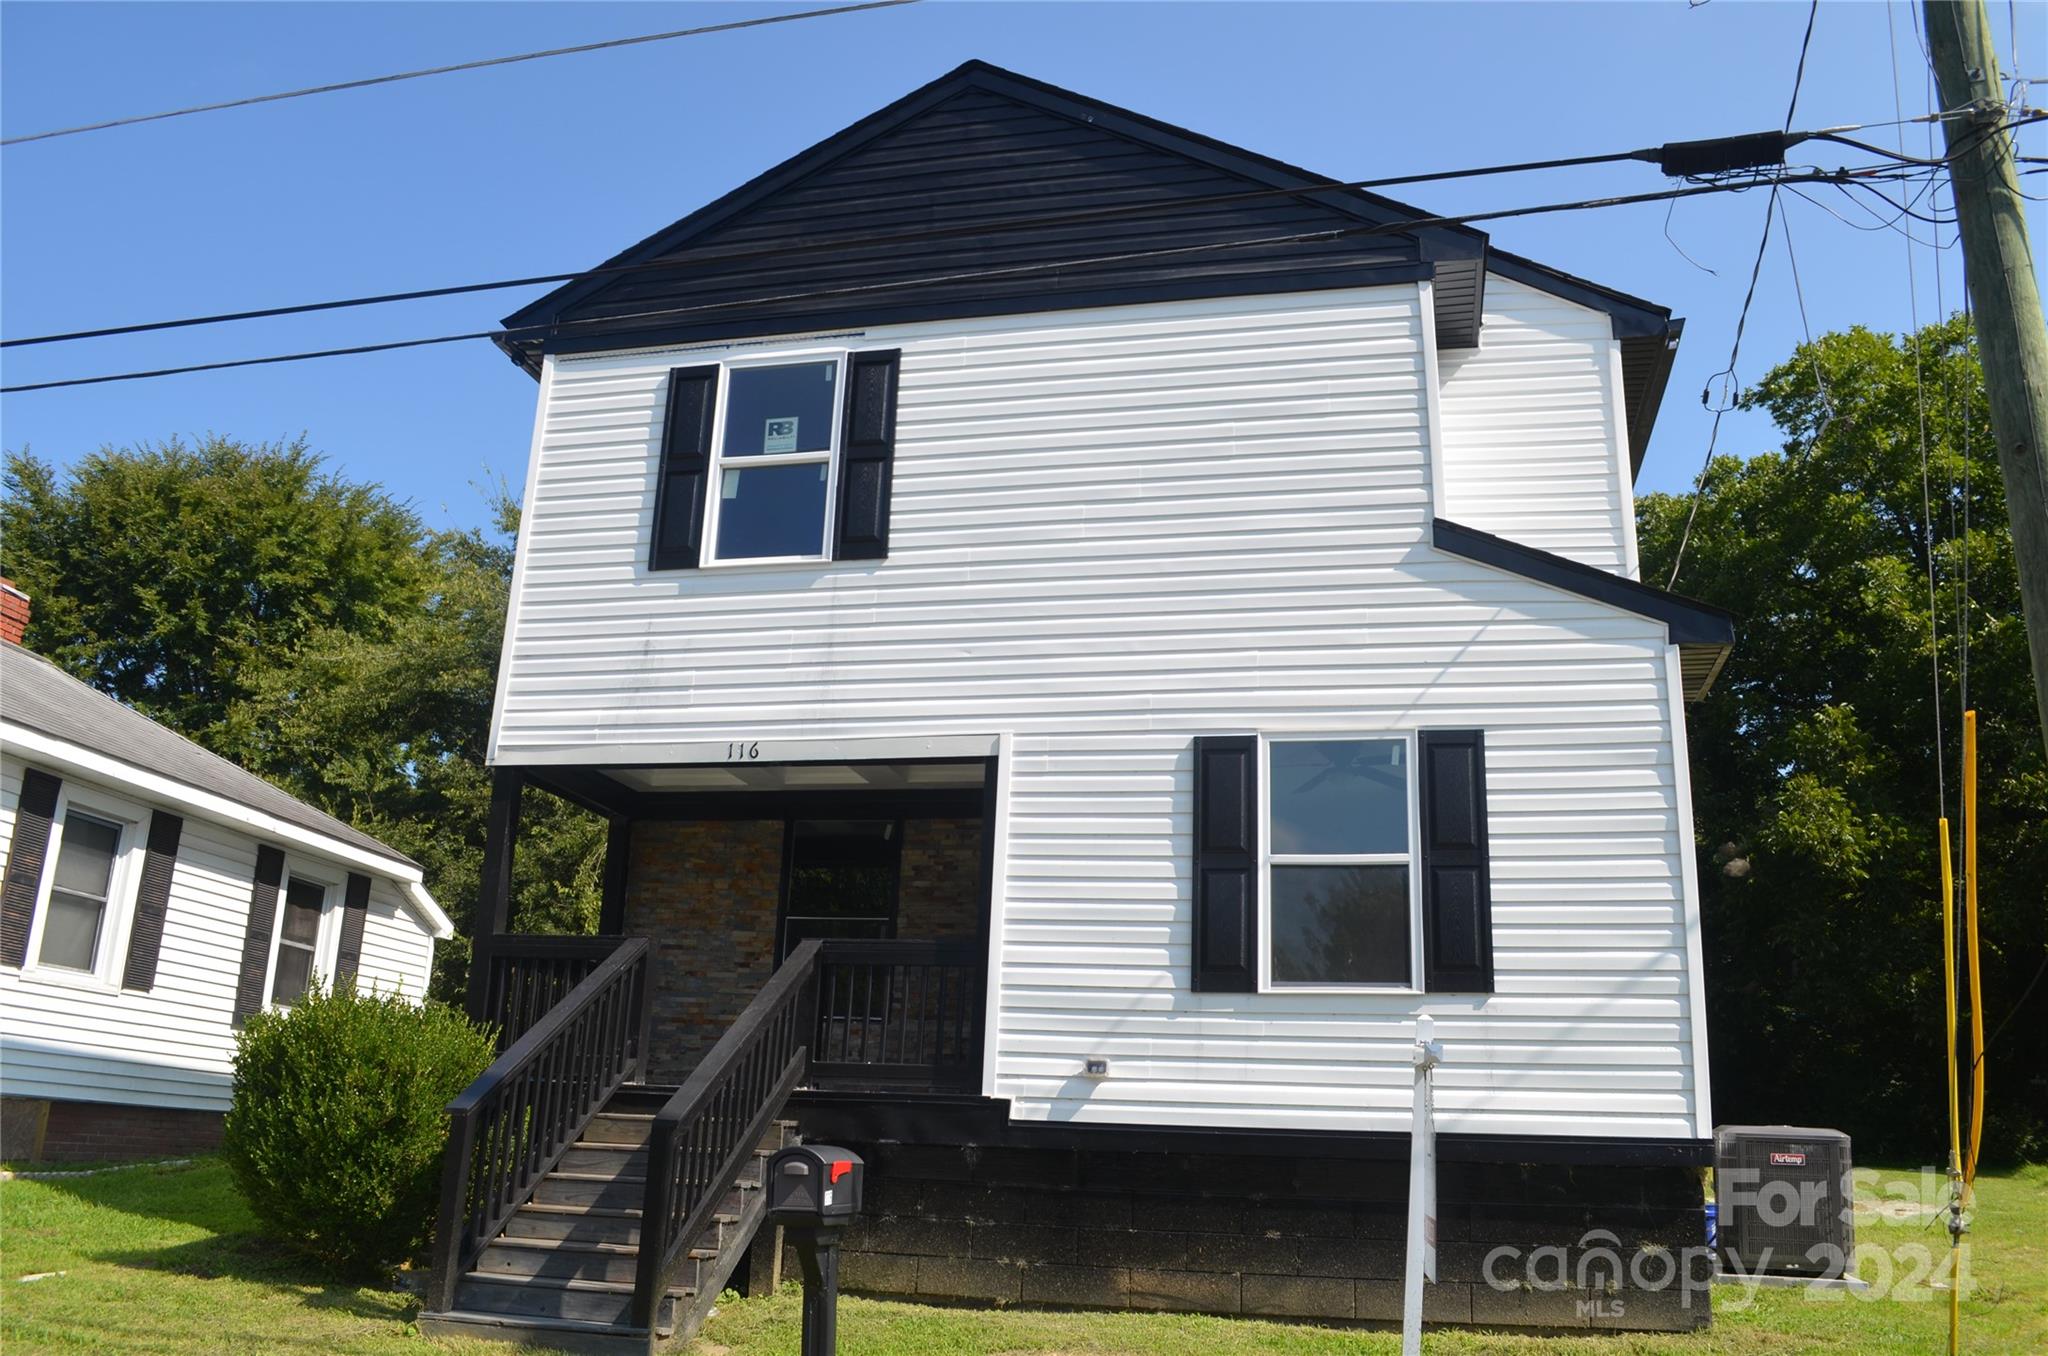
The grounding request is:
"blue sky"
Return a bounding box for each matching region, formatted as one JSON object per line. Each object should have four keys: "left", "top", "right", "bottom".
{"left": 3, "top": 1, "right": 2041, "bottom": 533}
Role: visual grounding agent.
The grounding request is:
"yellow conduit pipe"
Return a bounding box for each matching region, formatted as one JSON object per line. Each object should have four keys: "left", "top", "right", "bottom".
{"left": 1964, "top": 711, "right": 1984, "bottom": 1188}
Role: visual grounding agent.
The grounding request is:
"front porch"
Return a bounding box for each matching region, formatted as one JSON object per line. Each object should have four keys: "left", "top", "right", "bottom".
{"left": 467, "top": 755, "right": 997, "bottom": 1094}
{"left": 420, "top": 756, "right": 999, "bottom": 1348}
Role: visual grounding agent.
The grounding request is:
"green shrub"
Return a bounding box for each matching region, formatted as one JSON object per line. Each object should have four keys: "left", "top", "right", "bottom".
{"left": 223, "top": 982, "right": 495, "bottom": 1275}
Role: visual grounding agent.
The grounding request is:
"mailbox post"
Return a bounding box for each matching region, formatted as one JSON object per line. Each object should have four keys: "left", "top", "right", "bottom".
{"left": 767, "top": 1145, "right": 865, "bottom": 1356}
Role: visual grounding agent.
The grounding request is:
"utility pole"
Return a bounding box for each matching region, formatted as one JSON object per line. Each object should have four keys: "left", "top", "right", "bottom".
{"left": 1924, "top": 0, "right": 2048, "bottom": 756}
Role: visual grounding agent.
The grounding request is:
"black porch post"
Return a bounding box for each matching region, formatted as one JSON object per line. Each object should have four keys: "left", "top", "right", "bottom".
{"left": 970, "top": 754, "right": 999, "bottom": 1092}
{"left": 477, "top": 767, "right": 524, "bottom": 937}
{"left": 599, "top": 815, "right": 633, "bottom": 935}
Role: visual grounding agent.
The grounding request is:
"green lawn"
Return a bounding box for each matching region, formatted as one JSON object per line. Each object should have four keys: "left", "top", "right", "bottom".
{"left": 2, "top": 1158, "right": 2041, "bottom": 1355}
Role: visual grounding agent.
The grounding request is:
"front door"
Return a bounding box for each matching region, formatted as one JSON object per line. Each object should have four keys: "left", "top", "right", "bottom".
{"left": 777, "top": 819, "right": 900, "bottom": 961}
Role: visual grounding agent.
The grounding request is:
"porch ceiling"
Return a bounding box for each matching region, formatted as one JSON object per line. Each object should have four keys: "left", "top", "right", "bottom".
{"left": 607, "top": 761, "right": 987, "bottom": 793}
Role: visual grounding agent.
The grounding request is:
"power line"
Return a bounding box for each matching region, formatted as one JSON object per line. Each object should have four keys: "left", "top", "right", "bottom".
{"left": 0, "top": 145, "right": 1670, "bottom": 349}
{"left": 0, "top": 166, "right": 1919, "bottom": 395}
{"left": 8, "top": 111, "right": 2026, "bottom": 353}
{"left": 0, "top": 1, "right": 920, "bottom": 147}
{"left": 1666, "top": 0, "right": 1822, "bottom": 589}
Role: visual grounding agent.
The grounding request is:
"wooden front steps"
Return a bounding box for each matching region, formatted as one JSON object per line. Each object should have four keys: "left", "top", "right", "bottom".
{"left": 418, "top": 1087, "right": 794, "bottom": 1353}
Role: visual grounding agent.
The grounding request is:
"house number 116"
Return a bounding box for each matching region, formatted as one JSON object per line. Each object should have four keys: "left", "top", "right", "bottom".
{"left": 726, "top": 741, "right": 760, "bottom": 760}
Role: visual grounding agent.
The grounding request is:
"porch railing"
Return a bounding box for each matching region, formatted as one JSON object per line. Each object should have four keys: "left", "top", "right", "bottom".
{"left": 631, "top": 939, "right": 820, "bottom": 1329}
{"left": 811, "top": 939, "right": 982, "bottom": 1091}
{"left": 427, "top": 936, "right": 653, "bottom": 1313}
{"left": 469, "top": 934, "right": 626, "bottom": 1052}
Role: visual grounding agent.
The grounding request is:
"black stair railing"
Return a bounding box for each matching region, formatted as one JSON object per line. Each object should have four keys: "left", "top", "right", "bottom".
{"left": 427, "top": 936, "right": 653, "bottom": 1314}
{"left": 811, "top": 939, "right": 982, "bottom": 1090}
{"left": 630, "top": 940, "right": 821, "bottom": 1330}
{"left": 469, "top": 934, "right": 627, "bottom": 1051}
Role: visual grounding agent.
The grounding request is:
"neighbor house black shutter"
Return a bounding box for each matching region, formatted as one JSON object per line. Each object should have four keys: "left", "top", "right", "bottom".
{"left": 333, "top": 872, "right": 371, "bottom": 986}
{"left": 1192, "top": 735, "right": 1258, "bottom": 992}
{"left": 119, "top": 810, "right": 185, "bottom": 991}
{"left": 1419, "top": 729, "right": 1494, "bottom": 993}
{"left": 0, "top": 768, "right": 62, "bottom": 968}
{"left": 833, "top": 348, "right": 902, "bottom": 560}
{"left": 232, "top": 845, "right": 287, "bottom": 1023}
{"left": 649, "top": 364, "right": 721, "bottom": 570}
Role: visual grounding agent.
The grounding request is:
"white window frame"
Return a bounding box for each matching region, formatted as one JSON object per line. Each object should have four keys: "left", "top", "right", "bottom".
{"left": 698, "top": 347, "right": 850, "bottom": 568}
{"left": 1257, "top": 731, "right": 1425, "bottom": 994}
{"left": 20, "top": 783, "right": 150, "bottom": 992}
{"left": 262, "top": 862, "right": 340, "bottom": 1009}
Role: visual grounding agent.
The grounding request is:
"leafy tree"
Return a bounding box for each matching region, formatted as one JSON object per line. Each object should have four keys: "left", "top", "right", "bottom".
{"left": 2, "top": 436, "right": 427, "bottom": 743}
{"left": 1, "top": 440, "right": 603, "bottom": 1000}
{"left": 226, "top": 494, "right": 605, "bottom": 996}
{"left": 1640, "top": 316, "right": 2047, "bottom": 1160}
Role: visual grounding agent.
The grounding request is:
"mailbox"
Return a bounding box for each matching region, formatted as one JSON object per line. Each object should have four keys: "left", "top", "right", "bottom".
{"left": 768, "top": 1145, "right": 864, "bottom": 1225}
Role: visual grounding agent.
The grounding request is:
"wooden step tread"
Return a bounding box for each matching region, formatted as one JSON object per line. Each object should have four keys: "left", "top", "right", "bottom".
{"left": 518, "top": 1202, "right": 642, "bottom": 1220}
{"left": 569, "top": 1140, "right": 648, "bottom": 1153}
{"left": 547, "top": 1170, "right": 649, "bottom": 1185}
{"left": 462, "top": 1270, "right": 694, "bottom": 1299}
{"left": 488, "top": 1235, "right": 640, "bottom": 1258}
{"left": 422, "top": 1309, "right": 651, "bottom": 1338}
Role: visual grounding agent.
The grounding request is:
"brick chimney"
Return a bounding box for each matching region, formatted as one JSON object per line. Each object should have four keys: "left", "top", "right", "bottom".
{"left": 0, "top": 578, "right": 30, "bottom": 646}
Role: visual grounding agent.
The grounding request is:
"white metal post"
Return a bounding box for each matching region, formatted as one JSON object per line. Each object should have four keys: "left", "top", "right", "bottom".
{"left": 1402, "top": 1013, "right": 1442, "bottom": 1356}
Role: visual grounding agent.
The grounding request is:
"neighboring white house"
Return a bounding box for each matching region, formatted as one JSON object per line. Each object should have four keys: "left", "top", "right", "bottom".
{"left": 428, "top": 62, "right": 1737, "bottom": 1339}
{"left": 0, "top": 602, "right": 451, "bottom": 1161}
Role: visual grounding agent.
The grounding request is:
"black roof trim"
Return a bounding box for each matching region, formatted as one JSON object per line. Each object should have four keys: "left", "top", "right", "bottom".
{"left": 499, "top": 60, "right": 1687, "bottom": 458}
{"left": 1484, "top": 247, "right": 1672, "bottom": 338}
{"left": 1431, "top": 517, "right": 1734, "bottom": 647}
{"left": 497, "top": 59, "right": 1488, "bottom": 371}
{"left": 533, "top": 263, "right": 1439, "bottom": 362}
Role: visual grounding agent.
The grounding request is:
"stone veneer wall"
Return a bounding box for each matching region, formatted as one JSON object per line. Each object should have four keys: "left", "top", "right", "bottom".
{"left": 817, "top": 1143, "right": 1711, "bottom": 1333}
{"left": 625, "top": 820, "right": 784, "bottom": 1082}
{"left": 895, "top": 818, "right": 982, "bottom": 939}
{"left": 623, "top": 816, "right": 985, "bottom": 1082}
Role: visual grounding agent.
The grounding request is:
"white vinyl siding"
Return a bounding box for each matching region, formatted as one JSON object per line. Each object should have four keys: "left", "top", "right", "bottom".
{"left": 493, "top": 283, "right": 1705, "bottom": 1140}
{"left": 0, "top": 757, "right": 439, "bottom": 1112}
{"left": 1436, "top": 276, "right": 1636, "bottom": 575}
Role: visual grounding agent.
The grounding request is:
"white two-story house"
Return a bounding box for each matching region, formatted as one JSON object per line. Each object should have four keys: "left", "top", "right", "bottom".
{"left": 421, "top": 62, "right": 1732, "bottom": 1348}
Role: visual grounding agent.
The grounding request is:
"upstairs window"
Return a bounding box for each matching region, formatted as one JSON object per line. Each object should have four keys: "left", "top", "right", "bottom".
{"left": 706, "top": 357, "right": 842, "bottom": 563}
{"left": 649, "top": 349, "right": 901, "bottom": 571}
{"left": 1265, "top": 736, "right": 1419, "bottom": 988}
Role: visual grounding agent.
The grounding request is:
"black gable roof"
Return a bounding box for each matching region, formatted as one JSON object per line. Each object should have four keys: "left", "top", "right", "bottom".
{"left": 499, "top": 60, "right": 1680, "bottom": 470}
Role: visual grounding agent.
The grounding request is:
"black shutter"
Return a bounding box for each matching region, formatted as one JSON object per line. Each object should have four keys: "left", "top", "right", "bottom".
{"left": 1192, "top": 735, "right": 1258, "bottom": 993}
{"left": 833, "top": 348, "right": 902, "bottom": 560}
{"left": 120, "top": 810, "right": 185, "bottom": 991}
{"left": 333, "top": 872, "right": 371, "bottom": 987}
{"left": 649, "top": 364, "right": 721, "bottom": 570}
{"left": 233, "top": 845, "right": 287, "bottom": 1023}
{"left": 1420, "top": 729, "right": 1494, "bottom": 993}
{"left": 0, "top": 768, "right": 62, "bottom": 968}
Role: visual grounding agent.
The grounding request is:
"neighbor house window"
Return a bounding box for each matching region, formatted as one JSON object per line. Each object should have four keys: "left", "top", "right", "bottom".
{"left": 705, "top": 356, "right": 843, "bottom": 562}
{"left": 36, "top": 811, "right": 124, "bottom": 973}
{"left": 270, "top": 875, "right": 328, "bottom": 1005}
{"left": 1265, "top": 737, "right": 1418, "bottom": 988}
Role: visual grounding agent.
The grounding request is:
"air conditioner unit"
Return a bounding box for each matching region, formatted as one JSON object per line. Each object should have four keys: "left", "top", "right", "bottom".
{"left": 1714, "top": 1125, "right": 1855, "bottom": 1280}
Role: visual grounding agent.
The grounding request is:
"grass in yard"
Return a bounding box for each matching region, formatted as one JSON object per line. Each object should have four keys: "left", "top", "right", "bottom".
{"left": 0, "top": 1157, "right": 522, "bottom": 1355}
{"left": 0, "top": 1157, "right": 2040, "bottom": 1354}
